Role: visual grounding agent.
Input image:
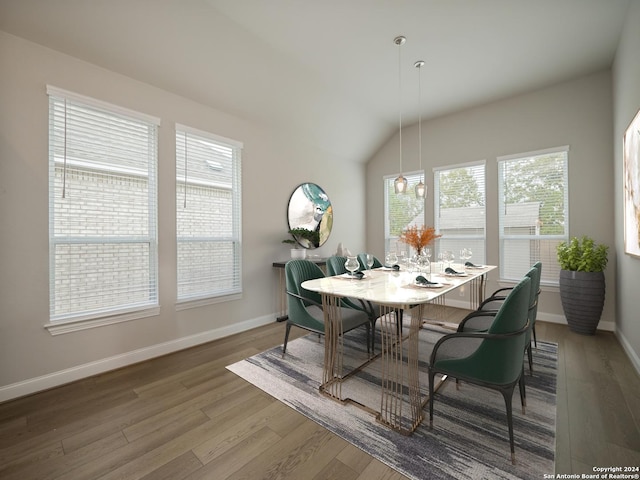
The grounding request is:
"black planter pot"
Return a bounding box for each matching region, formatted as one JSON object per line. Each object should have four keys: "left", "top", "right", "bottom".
{"left": 559, "top": 270, "right": 605, "bottom": 335}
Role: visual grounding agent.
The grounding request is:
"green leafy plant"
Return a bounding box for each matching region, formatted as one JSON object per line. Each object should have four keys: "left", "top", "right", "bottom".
{"left": 282, "top": 228, "right": 320, "bottom": 248}
{"left": 556, "top": 236, "right": 609, "bottom": 272}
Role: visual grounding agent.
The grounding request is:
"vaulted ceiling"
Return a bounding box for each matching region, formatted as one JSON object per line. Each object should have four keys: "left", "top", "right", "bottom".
{"left": 0, "top": 0, "right": 630, "bottom": 161}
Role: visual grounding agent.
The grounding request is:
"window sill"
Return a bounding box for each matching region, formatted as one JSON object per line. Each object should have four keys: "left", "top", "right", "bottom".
{"left": 44, "top": 306, "right": 161, "bottom": 335}
{"left": 176, "top": 293, "right": 242, "bottom": 311}
{"left": 497, "top": 279, "right": 559, "bottom": 292}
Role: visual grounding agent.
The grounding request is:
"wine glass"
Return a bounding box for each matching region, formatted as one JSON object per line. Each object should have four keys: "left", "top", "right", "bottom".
{"left": 444, "top": 250, "right": 454, "bottom": 269}
{"left": 416, "top": 254, "right": 431, "bottom": 277}
{"left": 385, "top": 251, "right": 398, "bottom": 268}
{"left": 460, "top": 248, "right": 472, "bottom": 270}
{"left": 398, "top": 251, "right": 407, "bottom": 269}
{"left": 406, "top": 255, "right": 417, "bottom": 273}
{"left": 345, "top": 256, "right": 360, "bottom": 278}
{"left": 366, "top": 253, "right": 374, "bottom": 270}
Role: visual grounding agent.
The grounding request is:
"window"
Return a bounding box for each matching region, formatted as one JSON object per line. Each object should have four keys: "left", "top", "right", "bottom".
{"left": 433, "top": 162, "right": 486, "bottom": 264}
{"left": 498, "top": 146, "right": 569, "bottom": 285}
{"left": 48, "top": 87, "right": 159, "bottom": 328}
{"left": 176, "top": 125, "right": 242, "bottom": 304}
{"left": 384, "top": 171, "right": 425, "bottom": 255}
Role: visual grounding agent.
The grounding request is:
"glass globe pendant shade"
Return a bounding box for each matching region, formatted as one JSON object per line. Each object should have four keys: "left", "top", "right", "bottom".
{"left": 392, "top": 36, "right": 407, "bottom": 196}
{"left": 394, "top": 174, "right": 408, "bottom": 194}
{"left": 414, "top": 60, "right": 427, "bottom": 200}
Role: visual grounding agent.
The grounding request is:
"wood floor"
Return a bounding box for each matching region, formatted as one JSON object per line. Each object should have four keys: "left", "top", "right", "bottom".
{"left": 1, "top": 311, "right": 639, "bottom": 479}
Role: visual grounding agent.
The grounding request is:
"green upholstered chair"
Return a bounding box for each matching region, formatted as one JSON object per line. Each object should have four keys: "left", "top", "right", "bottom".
{"left": 325, "top": 256, "right": 373, "bottom": 315}
{"left": 357, "top": 253, "right": 383, "bottom": 270}
{"left": 283, "top": 259, "right": 371, "bottom": 356}
{"left": 326, "top": 255, "right": 358, "bottom": 276}
{"left": 458, "top": 262, "right": 541, "bottom": 373}
{"left": 479, "top": 262, "right": 542, "bottom": 348}
{"left": 325, "top": 255, "right": 378, "bottom": 351}
{"left": 429, "top": 276, "right": 531, "bottom": 464}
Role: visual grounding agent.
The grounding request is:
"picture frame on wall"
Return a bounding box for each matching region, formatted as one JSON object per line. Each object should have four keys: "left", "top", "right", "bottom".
{"left": 624, "top": 107, "right": 640, "bottom": 258}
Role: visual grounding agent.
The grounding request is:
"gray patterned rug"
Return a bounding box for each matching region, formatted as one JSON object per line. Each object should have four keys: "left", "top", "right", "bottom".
{"left": 227, "top": 324, "right": 556, "bottom": 479}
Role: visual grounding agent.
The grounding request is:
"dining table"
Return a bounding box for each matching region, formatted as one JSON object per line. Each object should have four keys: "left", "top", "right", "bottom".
{"left": 301, "top": 262, "right": 497, "bottom": 435}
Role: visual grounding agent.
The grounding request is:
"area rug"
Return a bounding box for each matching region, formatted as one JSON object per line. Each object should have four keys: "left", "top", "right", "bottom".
{"left": 227, "top": 324, "right": 557, "bottom": 480}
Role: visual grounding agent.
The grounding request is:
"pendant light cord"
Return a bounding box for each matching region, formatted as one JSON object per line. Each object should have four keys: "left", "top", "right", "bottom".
{"left": 417, "top": 62, "right": 423, "bottom": 177}
{"left": 414, "top": 59, "right": 426, "bottom": 199}
{"left": 393, "top": 36, "right": 407, "bottom": 194}
{"left": 398, "top": 39, "right": 403, "bottom": 174}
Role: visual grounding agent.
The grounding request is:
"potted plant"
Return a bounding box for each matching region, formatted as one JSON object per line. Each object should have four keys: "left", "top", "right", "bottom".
{"left": 282, "top": 228, "right": 320, "bottom": 258}
{"left": 556, "top": 236, "right": 609, "bottom": 335}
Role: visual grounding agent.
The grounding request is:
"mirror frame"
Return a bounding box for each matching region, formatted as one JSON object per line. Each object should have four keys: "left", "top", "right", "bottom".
{"left": 286, "top": 183, "right": 333, "bottom": 249}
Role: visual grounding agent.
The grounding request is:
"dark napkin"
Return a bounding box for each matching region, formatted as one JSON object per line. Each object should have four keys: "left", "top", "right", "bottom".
{"left": 445, "top": 267, "right": 463, "bottom": 275}
{"left": 415, "top": 275, "right": 438, "bottom": 285}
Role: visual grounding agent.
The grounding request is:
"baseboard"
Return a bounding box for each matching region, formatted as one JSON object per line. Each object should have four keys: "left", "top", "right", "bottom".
{"left": 616, "top": 330, "right": 640, "bottom": 377}
{"left": 0, "top": 314, "right": 275, "bottom": 403}
{"left": 444, "top": 298, "right": 616, "bottom": 332}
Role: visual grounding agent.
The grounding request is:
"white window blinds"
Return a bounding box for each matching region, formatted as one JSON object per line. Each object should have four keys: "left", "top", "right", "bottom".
{"left": 47, "top": 86, "right": 159, "bottom": 323}
{"left": 433, "top": 162, "right": 486, "bottom": 264}
{"left": 498, "top": 146, "right": 569, "bottom": 285}
{"left": 176, "top": 125, "right": 242, "bottom": 302}
{"left": 384, "top": 171, "right": 425, "bottom": 254}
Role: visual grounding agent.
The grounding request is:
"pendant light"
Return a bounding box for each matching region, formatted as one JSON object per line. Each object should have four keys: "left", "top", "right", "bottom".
{"left": 393, "top": 36, "right": 408, "bottom": 194}
{"left": 414, "top": 60, "right": 426, "bottom": 199}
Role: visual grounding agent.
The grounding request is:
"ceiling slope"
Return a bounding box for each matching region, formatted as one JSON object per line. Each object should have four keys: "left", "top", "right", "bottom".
{"left": 0, "top": 0, "right": 630, "bottom": 161}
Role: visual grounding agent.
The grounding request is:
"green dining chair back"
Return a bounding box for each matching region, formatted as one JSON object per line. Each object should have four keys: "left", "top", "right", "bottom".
{"left": 357, "top": 253, "right": 383, "bottom": 270}
{"left": 461, "top": 262, "right": 541, "bottom": 373}
{"left": 283, "top": 259, "right": 371, "bottom": 355}
{"left": 429, "top": 276, "right": 531, "bottom": 464}
{"left": 326, "top": 255, "right": 352, "bottom": 276}
{"left": 325, "top": 255, "right": 378, "bottom": 351}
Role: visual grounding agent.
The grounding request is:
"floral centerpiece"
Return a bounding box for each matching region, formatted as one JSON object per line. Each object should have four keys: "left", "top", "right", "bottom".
{"left": 398, "top": 225, "right": 441, "bottom": 255}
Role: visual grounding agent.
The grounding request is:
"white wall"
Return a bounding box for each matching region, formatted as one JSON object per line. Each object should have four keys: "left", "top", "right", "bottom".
{"left": 612, "top": 0, "right": 640, "bottom": 373}
{"left": 367, "top": 70, "right": 616, "bottom": 332}
{"left": 0, "top": 32, "right": 367, "bottom": 400}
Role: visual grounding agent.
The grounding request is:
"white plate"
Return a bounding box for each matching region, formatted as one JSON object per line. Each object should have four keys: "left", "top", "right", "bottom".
{"left": 339, "top": 272, "right": 364, "bottom": 279}
{"left": 413, "top": 282, "right": 444, "bottom": 288}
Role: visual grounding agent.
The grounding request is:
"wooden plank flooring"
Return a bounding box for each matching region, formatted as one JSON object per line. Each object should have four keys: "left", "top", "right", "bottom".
{"left": 0, "top": 311, "right": 639, "bottom": 479}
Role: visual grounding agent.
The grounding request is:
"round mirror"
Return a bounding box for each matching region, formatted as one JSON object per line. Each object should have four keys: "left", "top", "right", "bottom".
{"left": 287, "top": 183, "right": 333, "bottom": 248}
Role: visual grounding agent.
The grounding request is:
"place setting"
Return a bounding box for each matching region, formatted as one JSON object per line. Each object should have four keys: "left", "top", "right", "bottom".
{"left": 410, "top": 274, "right": 445, "bottom": 289}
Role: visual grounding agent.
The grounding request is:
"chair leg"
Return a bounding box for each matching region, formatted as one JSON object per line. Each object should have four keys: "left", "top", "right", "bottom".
{"left": 532, "top": 324, "right": 537, "bottom": 348}
{"left": 519, "top": 366, "right": 527, "bottom": 414}
{"left": 428, "top": 370, "right": 436, "bottom": 429}
{"left": 395, "top": 309, "right": 403, "bottom": 337}
{"left": 527, "top": 343, "right": 533, "bottom": 374}
{"left": 501, "top": 386, "right": 517, "bottom": 465}
{"left": 282, "top": 323, "right": 292, "bottom": 356}
{"left": 370, "top": 319, "right": 377, "bottom": 355}
{"left": 365, "top": 323, "right": 371, "bottom": 355}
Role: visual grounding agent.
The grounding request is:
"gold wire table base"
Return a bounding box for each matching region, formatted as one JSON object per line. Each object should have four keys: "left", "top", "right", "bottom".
{"left": 318, "top": 296, "right": 434, "bottom": 435}
{"left": 317, "top": 271, "right": 489, "bottom": 435}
